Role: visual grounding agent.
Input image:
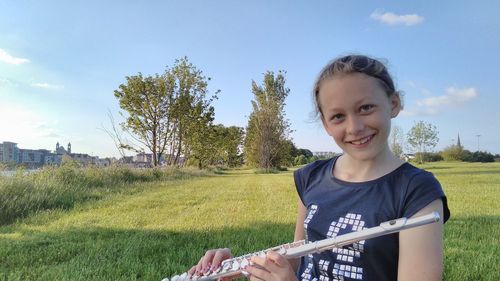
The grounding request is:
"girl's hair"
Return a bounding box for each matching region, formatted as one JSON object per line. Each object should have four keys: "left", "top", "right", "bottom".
{"left": 312, "top": 54, "right": 402, "bottom": 118}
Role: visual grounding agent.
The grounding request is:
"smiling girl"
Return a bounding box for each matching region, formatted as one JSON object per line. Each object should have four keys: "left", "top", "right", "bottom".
{"left": 191, "top": 55, "right": 450, "bottom": 281}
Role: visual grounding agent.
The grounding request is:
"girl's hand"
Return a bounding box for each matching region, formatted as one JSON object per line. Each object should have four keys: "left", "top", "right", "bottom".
{"left": 187, "top": 248, "right": 232, "bottom": 278}
{"left": 246, "top": 251, "right": 298, "bottom": 281}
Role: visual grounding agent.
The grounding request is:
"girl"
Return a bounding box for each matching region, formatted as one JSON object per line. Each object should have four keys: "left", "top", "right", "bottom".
{"left": 189, "top": 55, "right": 450, "bottom": 281}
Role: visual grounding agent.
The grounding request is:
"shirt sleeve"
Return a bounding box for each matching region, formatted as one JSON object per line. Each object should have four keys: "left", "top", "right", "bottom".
{"left": 294, "top": 168, "right": 307, "bottom": 206}
{"left": 402, "top": 170, "right": 450, "bottom": 223}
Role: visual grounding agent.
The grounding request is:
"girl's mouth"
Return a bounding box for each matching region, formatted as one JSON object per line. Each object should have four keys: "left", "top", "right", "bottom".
{"left": 348, "top": 135, "right": 374, "bottom": 146}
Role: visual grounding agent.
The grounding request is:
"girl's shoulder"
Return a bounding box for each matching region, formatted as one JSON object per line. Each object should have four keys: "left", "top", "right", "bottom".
{"left": 389, "top": 162, "right": 439, "bottom": 185}
{"left": 294, "top": 157, "right": 336, "bottom": 189}
{"left": 295, "top": 156, "right": 336, "bottom": 177}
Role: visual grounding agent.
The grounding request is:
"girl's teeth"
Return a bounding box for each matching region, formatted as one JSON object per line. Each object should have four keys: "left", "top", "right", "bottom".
{"left": 352, "top": 136, "right": 371, "bottom": 145}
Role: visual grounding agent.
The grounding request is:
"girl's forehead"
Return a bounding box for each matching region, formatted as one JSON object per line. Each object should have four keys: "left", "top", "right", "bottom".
{"left": 319, "top": 73, "right": 387, "bottom": 96}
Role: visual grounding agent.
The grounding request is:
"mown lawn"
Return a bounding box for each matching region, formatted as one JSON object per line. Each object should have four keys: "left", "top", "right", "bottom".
{"left": 0, "top": 162, "right": 499, "bottom": 280}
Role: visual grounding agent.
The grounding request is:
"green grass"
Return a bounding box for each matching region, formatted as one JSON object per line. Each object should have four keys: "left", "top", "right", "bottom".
{"left": 0, "top": 165, "right": 211, "bottom": 225}
{"left": 419, "top": 162, "right": 499, "bottom": 280}
{"left": 0, "top": 162, "right": 499, "bottom": 280}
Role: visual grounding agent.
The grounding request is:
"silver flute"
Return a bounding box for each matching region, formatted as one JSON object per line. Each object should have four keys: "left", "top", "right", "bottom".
{"left": 162, "top": 212, "right": 440, "bottom": 281}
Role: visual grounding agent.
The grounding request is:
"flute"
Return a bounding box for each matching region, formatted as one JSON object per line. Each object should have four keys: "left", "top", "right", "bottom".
{"left": 162, "top": 212, "right": 440, "bottom": 281}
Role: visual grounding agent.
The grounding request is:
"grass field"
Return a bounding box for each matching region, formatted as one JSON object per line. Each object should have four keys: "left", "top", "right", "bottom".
{"left": 0, "top": 162, "right": 499, "bottom": 280}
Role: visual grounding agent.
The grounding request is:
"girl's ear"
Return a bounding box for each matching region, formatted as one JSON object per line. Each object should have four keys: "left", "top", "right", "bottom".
{"left": 390, "top": 94, "right": 401, "bottom": 118}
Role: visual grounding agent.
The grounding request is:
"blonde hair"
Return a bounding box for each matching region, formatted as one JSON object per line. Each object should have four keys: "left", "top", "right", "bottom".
{"left": 313, "top": 54, "right": 402, "bottom": 118}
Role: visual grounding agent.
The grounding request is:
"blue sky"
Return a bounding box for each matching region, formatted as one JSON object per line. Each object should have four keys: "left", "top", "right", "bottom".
{"left": 1, "top": 1, "right": 499, "bottom": 158}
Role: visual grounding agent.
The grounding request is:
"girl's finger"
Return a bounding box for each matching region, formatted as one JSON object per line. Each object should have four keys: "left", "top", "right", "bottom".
{"left": 246, "top": 265, "right": 269, "bottom": 281}
{"left": 265, "top": 251, "right": 287, "bottom": 267}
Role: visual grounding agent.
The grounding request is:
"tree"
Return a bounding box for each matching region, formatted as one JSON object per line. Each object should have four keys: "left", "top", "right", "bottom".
{"left": 244, "top": 71, "right": 292, "bottom": 170}
{"left": 114, "top": 57, "right": 218, "bottom": 166}
{"left": 114, "top": 73, "right": 170, "bottom": 166}
{"left": 294, "top": 155, "right": 308, "bottom": 166}
{"left": 217, "top": 125, "right": 244, "bottom": 167}
{"left": 406, "top": 121, "right": 439, "bottom": 163}
{"left": 441, "top": 144, "right": 464, "bottom": 161}
{"left": 390, "top": 125, "right": 404, "bottom": 159}
{"left": 167, "top": 58, "right": 219, "bottom": 167}
{"left": 188, "top": 124, "right": 244, "bottom": 168}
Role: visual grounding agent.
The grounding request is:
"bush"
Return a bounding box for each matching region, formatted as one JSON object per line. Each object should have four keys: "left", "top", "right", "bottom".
{"left": 294, "top": 155, "right": 308, "bottom": 166}
{"left": 460, "top": 150, "right": 495, "bottom": 162}
{"left": 414, "top": 152, "right": 443, "bottom": 163}
{"left": 441, "top": 145, "right": 464, "bottom": 161}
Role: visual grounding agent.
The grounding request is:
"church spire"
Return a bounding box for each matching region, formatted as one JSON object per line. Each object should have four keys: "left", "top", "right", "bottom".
{"left": 457, "top": 133, "right": 462, "bottom": 148}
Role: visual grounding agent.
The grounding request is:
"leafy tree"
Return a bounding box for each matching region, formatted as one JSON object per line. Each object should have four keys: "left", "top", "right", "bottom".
{"left": 244, "top": 71, "right": 292, "bottom": 170}
{"left": 390, "top": 125, "right": 404, "bottom": 159}
{"left": 294, "top": 155, "right": 308, "bottom": 166}
{"left": 165, "top": 57, "right": 218, "bottom": 167}
{"left": 441, "top": 144, "right": 464, "bottom": 161}
{"left": 211, "top": 125, "right": 244, "bottom": 167}
{"left": 114, "top": 57, "right": 218, "bottom": 166}
{"left": 308, "top": 155, "right": 320, "bottom": 163}
{"left": 114, "top": 73, "right": 170, "bottom": 166}
{"left": 297, "top": 148, "right": 313, "bottom": 159}
{"left": 222, "top": 126, "right": 245, "bottom": 167}
{"left": 406, "top": 121, "right": 439, "bottom": 163}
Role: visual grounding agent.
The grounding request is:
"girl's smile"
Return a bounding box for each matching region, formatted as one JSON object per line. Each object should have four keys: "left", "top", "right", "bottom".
{"left": 347, "top": 134, "right": 375, "bottom": 146}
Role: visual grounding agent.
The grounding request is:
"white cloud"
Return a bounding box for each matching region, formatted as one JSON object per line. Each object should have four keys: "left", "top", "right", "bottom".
{"left": 31, "top": 82, "right": 64, "bottom": 90}
{"left": 403, "top": 87, "right": 478, "bottom": 116}
{"left": 0, "top": 48, "right": 30, "bottom": 65}
{"left": 417, "top": 87, "right": 477, "bottom": 107}
{"left": 370, "top": 9, "right": 424, "bottom": 26}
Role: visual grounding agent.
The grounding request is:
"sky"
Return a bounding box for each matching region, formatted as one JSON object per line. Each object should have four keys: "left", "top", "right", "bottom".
{"left": 1, "top": 0, "right": 499, "bottom": 158}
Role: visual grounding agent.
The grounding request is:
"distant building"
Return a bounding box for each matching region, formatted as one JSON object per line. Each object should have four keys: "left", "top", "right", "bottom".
{"left": 53, "top": 141, "right": 103, "bottom": 166}
{"left": 313, "top": 151, "right": 336, "bottom": 158}
{"left": 0, "top": 141, "right": 20, "bottom": 163}
{"left": 133, "top": 152, "right": 153, "bottom": 163}
{"left": 19, "top": 148, "right": 50, "bottom": 168}
{"left": 457, "top": 133, "right": 462, "bottom": 148}
{"left": 55, "top": 142, "right": 71, "bottom": 155}
{"left": 0, "top": 140, "right": 111, "bottom": 167}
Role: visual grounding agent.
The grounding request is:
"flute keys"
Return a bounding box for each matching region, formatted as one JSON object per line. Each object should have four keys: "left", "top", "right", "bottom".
{"left": 231, "top": 260, "right": 240, "bottom": 271}
{"left": 170, "top": 272, "right": 188, "bottom": 281}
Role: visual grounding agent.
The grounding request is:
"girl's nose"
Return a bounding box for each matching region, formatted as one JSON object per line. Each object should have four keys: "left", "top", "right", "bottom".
{"left": 346, "top": 116, "right": 364, "bottom": 135}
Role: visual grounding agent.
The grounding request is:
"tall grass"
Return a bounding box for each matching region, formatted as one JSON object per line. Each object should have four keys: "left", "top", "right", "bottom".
{"left": 0, "top": 164, "right": 211, "bottom": 225}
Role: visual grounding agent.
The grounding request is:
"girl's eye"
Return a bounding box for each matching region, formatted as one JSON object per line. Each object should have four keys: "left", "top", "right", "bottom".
{"left": 330, "top": 114, "right": 344, "bottom": 122}
{"left": 360, "top": 104, "right": 375, "bottom": 113}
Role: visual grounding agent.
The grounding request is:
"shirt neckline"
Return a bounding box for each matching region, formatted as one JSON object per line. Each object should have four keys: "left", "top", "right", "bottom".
{"left": 328, "top": 155, "right": 410, "bottom": 187}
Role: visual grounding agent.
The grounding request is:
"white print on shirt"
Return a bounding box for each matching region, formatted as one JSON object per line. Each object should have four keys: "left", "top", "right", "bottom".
{"left": 301, "top": 210, "right": 366, "bottom": 281}
{"left": 328, "top": 213, "right": 366, "bottom": 280}
{"left": 303, "top": 204, "right": 318, "bottom": 242}
{"left": 301, "top": 205, "right": 319, "bottom": 281}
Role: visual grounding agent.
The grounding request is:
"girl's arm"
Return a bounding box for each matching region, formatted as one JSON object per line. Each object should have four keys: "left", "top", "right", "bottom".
{"left": 290, "top": 198, "right": 307, "bottom": 271}
{"left": 398, "top": 199, "right": 444, "bottom": 281}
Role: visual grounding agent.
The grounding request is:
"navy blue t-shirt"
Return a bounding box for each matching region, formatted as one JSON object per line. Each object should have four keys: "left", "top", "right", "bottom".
{"left": 294, "top": 157, "right": 450, "bottom": 281}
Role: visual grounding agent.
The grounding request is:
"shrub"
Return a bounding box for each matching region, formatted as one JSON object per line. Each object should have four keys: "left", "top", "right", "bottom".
{"left": 413, "top": 152, "right": 443, "bottom": 163}
{"left": 294, "top": 155, "right": 308, "bottom": 166}
{"left": 460, "top": 150, "right": 495, "bottom": 162}
{"left": 441, "top": 145, "right": 464, "bottom": 161}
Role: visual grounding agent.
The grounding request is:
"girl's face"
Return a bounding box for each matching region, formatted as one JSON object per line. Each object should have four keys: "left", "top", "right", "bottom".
{"left": 318, "top": 73, "right": 401, "bottom": 162}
